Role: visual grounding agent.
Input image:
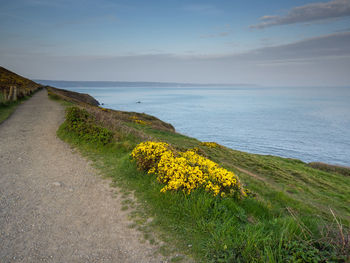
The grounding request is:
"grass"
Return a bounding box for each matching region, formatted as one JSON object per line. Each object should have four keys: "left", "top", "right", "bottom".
{"left": 0, "top": 66, "right": 42, "bottom": 101}
{"left": 56, "top": 114, "right": 350, "bottom": 263}
{"left": 0, "top": 66, "right": 43, "bottom": 123}
{"left": 309, "top": 162, "right": 350, "bottom": 177}
{"left": 48, "top": 86, "right": 350, "bottom": 262}
{"left": 0, "top": 95, "right": 32, "bottom": 124}
{"left": 48, "top": 90, "right": 74, "bottom": 107}
{"left": 132, "top": 124, "right": 350, "bottom": 221}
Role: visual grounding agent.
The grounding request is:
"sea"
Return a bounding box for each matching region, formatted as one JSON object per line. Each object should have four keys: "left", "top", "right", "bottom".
{"left": 38, "top": 80, "right": 350, "bottom": 167}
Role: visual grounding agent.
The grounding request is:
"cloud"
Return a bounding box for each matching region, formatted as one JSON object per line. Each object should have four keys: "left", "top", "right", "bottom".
{"left": 200, "top": 24, "right": 232, "bottom": 38}
{"left": 251, "top": 0, "right": 350, "bottom": 29}
{"left": 1, "top": 32, "right": 350, "bottom": 86}
{"left": 238, "top": 31, "right": 350, "bottom": 61}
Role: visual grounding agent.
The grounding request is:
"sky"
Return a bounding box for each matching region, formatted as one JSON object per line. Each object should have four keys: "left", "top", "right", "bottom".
{"left": 1, "top": 0, "right": 350, "bottom": 86}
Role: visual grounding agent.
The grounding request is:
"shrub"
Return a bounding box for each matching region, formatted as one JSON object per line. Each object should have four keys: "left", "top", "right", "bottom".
{"left": 130, "top": 116, "right": 150, "bottom": 125}
{"left": 47, "top": 90, "right": 61, "bottom": 100}
{"left": 131, "top": 141, "right": 247, "bottom": 198}
{"left": 201, "top": 142, "right": 220, "bottom": 148}
{"left": 281, "top": 240, "right": 344, "bottom": 263}
{"left": 100, "top": 107, "right": 110, "bottom": 112}
{"left": 65, "top": 106, "right": 113, "bottom": 145}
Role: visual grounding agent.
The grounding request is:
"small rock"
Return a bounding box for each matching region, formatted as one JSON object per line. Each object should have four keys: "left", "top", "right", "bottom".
{"left": 52, "top": 182, "right": 62, "bottom": 187}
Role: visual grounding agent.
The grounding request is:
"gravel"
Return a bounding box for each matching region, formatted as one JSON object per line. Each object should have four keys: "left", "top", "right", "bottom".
{"left": 0, "top": 90, "right": 164, "bottom": 262}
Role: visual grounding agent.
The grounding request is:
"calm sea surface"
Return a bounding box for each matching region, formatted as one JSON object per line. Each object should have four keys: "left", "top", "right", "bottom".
{"left": 42, "top": 82, "right": 350, "bottom": 166}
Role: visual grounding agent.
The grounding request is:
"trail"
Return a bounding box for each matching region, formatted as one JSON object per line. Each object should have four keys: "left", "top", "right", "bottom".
{"left": 0, "top": 90, "right": 163, "bottom": 262}
{"left": 232, "top": 166, "right": 264, "bottom": 181}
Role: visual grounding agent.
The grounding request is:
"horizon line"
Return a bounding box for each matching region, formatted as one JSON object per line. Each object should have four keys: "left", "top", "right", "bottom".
{"left": 34, "top": 79, "right": 350, "bottom": 88}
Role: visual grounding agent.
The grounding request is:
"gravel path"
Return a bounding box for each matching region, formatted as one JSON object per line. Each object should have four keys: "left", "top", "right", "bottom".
{"left": 0, "top": 90, "right": 163, "bottom": 262}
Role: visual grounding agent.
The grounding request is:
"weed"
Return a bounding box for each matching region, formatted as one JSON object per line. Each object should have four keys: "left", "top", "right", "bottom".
{"left": 64, "top": 106, "right": 113, "bottom": 145}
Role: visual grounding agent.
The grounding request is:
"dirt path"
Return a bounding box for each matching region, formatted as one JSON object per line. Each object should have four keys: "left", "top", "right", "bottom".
{"left": 0, "top": 90, "right": 164, "bottom": 262}
{"left": 232, "top": 166, "right": 264, "bottom": 181}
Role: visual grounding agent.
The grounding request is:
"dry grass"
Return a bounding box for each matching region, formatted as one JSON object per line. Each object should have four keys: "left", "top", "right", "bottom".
{"left": 48, "top": 86, "right": 175, "bottom": 143}
{"left": 0, "top": 66, "right": 42, "bottom": 103}
{"left": 47, "top": 86, "right": 99, "bottom": 106}
{"left": 309, "top": 162, "right": 350, "bottom": 177}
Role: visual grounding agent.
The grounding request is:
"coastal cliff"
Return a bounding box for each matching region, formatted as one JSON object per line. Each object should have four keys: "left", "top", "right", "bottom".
{"left": 49, "top": 86, "right": 350, "bottom": 262}
{"left": 1, "top": 66, "right": 349, "bottom": 262}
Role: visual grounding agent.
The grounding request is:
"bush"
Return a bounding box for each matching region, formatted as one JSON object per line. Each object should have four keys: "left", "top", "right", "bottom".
{"left": 65, "top": 106, "right": 113, "bottom": 145}
{"left": 130, "top": 116, "right": 150, "bottom": 125}
{"left": 281, "top": 240, "right": 344, "bottom": 263}
{"left": 47, "top": 90, "right": 61, "bottom": 100}
{"left": 201, "top": 142, "right": 220, "bottom": 148}
{"left": 131, "top": 141, "right": 247, "bottom": 198}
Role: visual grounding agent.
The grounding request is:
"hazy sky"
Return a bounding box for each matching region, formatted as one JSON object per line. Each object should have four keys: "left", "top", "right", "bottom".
{"left": 1, "top": 0, "right": 350, "bottom": 86}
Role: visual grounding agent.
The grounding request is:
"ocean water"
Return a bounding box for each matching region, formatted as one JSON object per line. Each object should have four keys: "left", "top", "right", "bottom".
{"left": 41, "top": 81, "right": 350, "bottom": 166}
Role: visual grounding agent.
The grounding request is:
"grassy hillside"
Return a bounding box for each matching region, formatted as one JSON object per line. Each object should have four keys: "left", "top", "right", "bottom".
{"left": 50, "top": 87, "right": 350, "bottom": 262}
{"left": 0, "top": 67, "right": 42, "bottom": 123}
{"left": 47, "top": 86, "right": 100, "bottom": 106}
{"left": 0, "top": 66, "right": 42, "bottom": 104}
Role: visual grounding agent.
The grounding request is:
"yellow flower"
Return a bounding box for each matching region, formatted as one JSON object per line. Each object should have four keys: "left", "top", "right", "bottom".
{"left": 200, "top": 142, "right": 219, "bottom": 148}
{"left": 131, "top": 141, "right": 247, "bottom": 198}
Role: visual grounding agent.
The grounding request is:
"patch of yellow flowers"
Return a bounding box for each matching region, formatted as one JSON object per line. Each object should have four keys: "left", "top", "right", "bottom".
{"left": 131, "top": 141, "right": 246, "bottom": 198}
{"left": 201, "top": 142, "right": 220, "bottom": 148}
{"left": 100, "top": 107, "right": 110, "bottom": 112}
{"left": 130, "top": 116, "right": 150, "bottom": 125}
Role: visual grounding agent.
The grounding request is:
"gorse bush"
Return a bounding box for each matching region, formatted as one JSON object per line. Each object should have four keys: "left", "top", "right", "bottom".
{"left": 201, "top": 141, "right": 220, "bottom": 148}
{"left": 131, "top": 141, "right": 247, "bottom": 198}
{"left": 65, "top": 106, "right": 113, "bottom": 145}
{"left": 130, "top": 116, "right": 150, "bottom": 125}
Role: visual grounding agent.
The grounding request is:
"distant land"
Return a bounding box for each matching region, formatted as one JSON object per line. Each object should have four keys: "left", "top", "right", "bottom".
{"left": 34, "top": 80, "right": 350, "bottom": 89}
{"left": 35, "top": 80, "right": 257, "bottom": 88}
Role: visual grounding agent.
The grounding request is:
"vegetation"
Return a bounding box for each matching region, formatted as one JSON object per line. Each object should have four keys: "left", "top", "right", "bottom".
{"left": 0, "top": 97, "right": 26, "bottom": 124}
{"left": 0, "top": 66, "right": 42, "bottom": 104}
{"left": 64, "top": 106, "right": 113, "bottom": 145}
{"left": 131, "top": 141, "right": 246, "bottom": 198}
{"left": 47, "top": 86, "right": 99, "bottom": 106}
{"left": 0, "top": 66, "right": 42, "bottom": 123}
{"left": 51, "top": 87, "right": 349, "bottom": 262}
{"left": 309, "top": 162, "right": 350, "bottom": 177}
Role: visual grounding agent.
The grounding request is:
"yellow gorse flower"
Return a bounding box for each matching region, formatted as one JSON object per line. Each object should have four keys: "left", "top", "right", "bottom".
{"left": 201, "top": 142, "right": 219, "bottom": 148}
{"left": 129, "top": 116, "right": 150, "bottom": 125}
{"left": 131, "top": 141, "right": 247, "bottom": 198}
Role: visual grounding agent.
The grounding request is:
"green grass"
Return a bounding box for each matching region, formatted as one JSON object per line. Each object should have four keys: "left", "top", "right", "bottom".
{"left": 48, "top": 90, "right": 74, "bottom": 107}
{"left": 48, "top": 86, "right": 350, "bottom": 262}
{"left": 0, "top": 95, "right": 32, "bottom": 124}
{"left": 57, "top": 115, "right": 350, "bottom": 262}
{"left": 134, "top": 125, "right": 350, "bottom": 225}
